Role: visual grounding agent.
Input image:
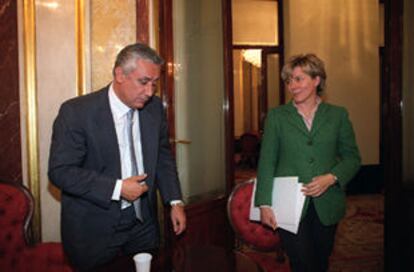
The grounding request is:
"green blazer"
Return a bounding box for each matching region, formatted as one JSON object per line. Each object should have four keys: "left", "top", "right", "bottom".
{"left": 254, "top": 101, "right": 361, "bottom": 226}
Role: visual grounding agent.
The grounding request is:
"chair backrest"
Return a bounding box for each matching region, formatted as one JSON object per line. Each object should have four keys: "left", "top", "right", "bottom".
{"left": 227, "top": 180, "right": 280, "bottom": 252}
{"left": 0, "top": 181, "right": 73, "bottom": 271}
{"left": 0, "top": 181, "right": 34, "bottom": 268}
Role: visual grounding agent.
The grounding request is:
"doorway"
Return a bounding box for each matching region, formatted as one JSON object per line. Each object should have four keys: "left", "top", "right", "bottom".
{"left": 230, "top": 0, "right": 284, "bottom": 183}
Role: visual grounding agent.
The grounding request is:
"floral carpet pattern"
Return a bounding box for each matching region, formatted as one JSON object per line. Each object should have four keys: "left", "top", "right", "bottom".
{"left": 329, "top": 194, "right": 384, "bottom": 272}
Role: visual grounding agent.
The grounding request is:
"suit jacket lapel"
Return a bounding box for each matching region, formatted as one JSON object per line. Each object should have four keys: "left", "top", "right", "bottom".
{"left": 139, "top": 106, "right": 157, "bottom": 183}
{"left": 284, "top": 102, "right": 310, "bottom": 136}
{"left": 95, "top": 88, "right": 121, "bottom": 178}
{"left": 310, "top": 102, "right": 329, "bottom": 136}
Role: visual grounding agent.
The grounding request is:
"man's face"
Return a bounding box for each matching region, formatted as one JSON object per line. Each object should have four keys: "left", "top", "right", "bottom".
{"left": 114, "top": 58, "right": 161, "bottom": 109}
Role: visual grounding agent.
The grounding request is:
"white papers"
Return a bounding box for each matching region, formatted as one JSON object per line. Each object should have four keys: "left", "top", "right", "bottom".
{"left": 249, "top": 177, "right": 306, "bottom": 234}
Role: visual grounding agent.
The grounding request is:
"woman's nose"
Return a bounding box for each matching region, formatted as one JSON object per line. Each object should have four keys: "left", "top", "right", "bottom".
{"left": 288, "top": 81, "right": 298, "bottom": 89}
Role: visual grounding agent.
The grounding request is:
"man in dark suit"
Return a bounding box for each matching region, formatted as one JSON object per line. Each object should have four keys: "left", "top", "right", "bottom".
{"left": 48, "top": 43, "right": 186, "bottom": 271}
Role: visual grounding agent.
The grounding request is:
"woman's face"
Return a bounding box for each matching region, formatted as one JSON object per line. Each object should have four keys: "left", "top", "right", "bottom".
{"left": 286, "top": 66, "right": 320, "bottom": 105}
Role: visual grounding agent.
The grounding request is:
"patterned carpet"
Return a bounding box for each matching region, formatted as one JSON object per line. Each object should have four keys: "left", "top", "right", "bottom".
{"left": 329, "top": 194, "right": 384, "bottom": 272}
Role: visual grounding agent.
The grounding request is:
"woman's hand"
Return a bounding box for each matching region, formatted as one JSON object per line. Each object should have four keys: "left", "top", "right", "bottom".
{"left": 260, "top": 206, "right": 278, "bottom": 230}
{"left": 302, "top": 173, "right": 336, "bottom": 197}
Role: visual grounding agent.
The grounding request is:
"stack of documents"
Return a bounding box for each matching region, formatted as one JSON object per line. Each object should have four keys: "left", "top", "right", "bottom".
{"left": 249, "top": 177, "right": 305, "bottom": 234}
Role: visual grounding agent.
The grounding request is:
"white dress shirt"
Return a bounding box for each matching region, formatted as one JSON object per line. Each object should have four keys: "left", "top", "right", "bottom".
{"left": 108, "top": 84, "right": 144, "bottom": 208}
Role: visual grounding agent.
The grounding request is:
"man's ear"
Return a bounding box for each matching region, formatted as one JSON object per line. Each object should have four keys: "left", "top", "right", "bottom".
{"left": 114, "top": 67, "right": 125, "bottom": 83}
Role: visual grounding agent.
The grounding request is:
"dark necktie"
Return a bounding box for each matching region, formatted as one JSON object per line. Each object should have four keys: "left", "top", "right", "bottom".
{"left": 127, "top": 109, "right": 143, "bottom": 221}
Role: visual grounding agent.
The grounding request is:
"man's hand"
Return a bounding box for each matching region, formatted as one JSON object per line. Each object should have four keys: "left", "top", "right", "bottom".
{"left": 302, "top": 173, "right": 336, "bottom": 197}
{"left": 121, "top": 174, "right": 149, "bottom": 201}
{"left": 260, "top": 206, "right": 277, "bottom": 230}
{"left": 170, "top": 204, "right": 186, "bottom": 235}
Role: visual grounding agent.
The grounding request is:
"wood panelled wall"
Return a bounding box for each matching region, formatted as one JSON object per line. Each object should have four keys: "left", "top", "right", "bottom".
{"left": 0, "top": 0, "right": 21, "bottom": 183}
{"left": 165, "top": 195, "right": 233, "bottom": 250}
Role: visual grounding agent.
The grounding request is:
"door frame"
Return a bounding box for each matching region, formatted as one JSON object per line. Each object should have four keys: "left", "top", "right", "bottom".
{"left": 158, "top": 0, "right": 234, "bottom": 249}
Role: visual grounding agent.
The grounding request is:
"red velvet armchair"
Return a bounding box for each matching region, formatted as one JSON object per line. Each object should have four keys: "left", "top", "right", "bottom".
{"left": 227, "top": 179, "right": 289, "bottom": 272}
{"left": 0, "top": 181, "right": 73, "bottom": 272}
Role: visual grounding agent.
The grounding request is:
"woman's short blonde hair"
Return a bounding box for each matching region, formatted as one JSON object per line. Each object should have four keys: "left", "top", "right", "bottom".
{"left": 281, "top": 53, "right": 327, "bottom": 95}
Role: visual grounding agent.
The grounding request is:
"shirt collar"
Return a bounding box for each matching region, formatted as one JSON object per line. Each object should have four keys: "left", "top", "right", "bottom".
{"left": 292, "top": 96, "right": 322, "bottom": 114}
{"left": 108, "top": 83, "right": 131, "bottom": 120}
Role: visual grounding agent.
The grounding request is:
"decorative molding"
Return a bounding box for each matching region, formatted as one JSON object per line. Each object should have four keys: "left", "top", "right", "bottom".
{"left": 22, "top": 0, "right": 41, "bottom": 242}
{"left": 76, "top": 0, "right": 86, "bottom": 96}
{"left": 222, "top": 0, "right": 235, "bottom": 194}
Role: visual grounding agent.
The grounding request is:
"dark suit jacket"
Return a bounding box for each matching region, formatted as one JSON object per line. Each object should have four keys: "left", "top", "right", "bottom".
{"left": 254, "top": 101, "right": 361, "bottom": 226}
{"left": 48, "top": 86, "right": 182, "bottom": 268}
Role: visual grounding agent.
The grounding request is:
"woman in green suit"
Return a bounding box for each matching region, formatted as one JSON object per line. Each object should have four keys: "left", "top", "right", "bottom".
{"left": 254, "top": 54, "right": 361, "bottom": 272}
